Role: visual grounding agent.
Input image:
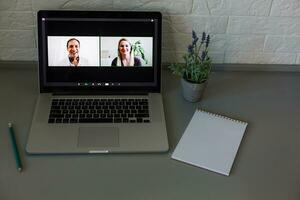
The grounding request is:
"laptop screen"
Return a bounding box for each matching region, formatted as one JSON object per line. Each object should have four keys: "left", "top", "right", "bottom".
{"left": 38, "top": 11, "right": 161, "bottom": 93}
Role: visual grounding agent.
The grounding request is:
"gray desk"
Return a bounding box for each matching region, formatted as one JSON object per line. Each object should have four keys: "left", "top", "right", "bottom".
{"left": 1, "top": 62, "right": 299, "bottom": 200}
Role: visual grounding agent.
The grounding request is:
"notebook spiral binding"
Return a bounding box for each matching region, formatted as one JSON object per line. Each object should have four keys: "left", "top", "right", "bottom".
{"left": 197, "top": 108, "right": 248, "bottom": 125}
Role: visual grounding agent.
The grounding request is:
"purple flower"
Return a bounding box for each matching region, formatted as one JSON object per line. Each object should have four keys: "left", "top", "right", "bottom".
{"left": 192, "top": 30, "right": 199, "bottom": 46}
{"left": 201, "top": 32, "right": 206, "bottom": 44}
{"left": 201, "top": 51, "right": 206, "bottom": 61}
{"left": 192, "top": 30, "right": 197, "bottom": 40}
{"left": 206, "top": 34, "right": 210, "bottom": 48}
{"left": 188, "top": 44, "right": 194, "bottom": 54}
{"left": 187, "top": 31, "right": 211, "bottom": 59}
{"left": 192, "top": 37, "right": 199, "bottom": 46}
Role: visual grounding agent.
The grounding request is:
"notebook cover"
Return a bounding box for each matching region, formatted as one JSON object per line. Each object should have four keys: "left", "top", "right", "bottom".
{"left": 171, "top": 109, "right": 248, "bottom": 176}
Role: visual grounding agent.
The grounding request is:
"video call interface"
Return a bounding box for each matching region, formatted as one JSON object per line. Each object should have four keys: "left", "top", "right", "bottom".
{"left": 41, "top": 17, "right": 159, "bottom": 87}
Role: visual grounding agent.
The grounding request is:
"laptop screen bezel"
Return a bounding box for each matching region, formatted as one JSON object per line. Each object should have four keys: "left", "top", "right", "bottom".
{"left": 37, "top": 10, "right": 162, "bottom": 94}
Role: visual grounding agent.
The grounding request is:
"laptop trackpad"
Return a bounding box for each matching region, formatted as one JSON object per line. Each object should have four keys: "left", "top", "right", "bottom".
{"left": 78, "top": 127, "right": 119, "bottom": 147}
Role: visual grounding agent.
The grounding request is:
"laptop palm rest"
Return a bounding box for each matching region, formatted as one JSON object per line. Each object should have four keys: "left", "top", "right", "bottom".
{"left": 78, "top": 127, "right": 119, "bottom": 147}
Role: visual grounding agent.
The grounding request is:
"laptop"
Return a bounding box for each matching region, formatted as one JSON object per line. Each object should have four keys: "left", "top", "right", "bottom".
{"left": 26, "top": 10, "right": 169, "bottom": 154}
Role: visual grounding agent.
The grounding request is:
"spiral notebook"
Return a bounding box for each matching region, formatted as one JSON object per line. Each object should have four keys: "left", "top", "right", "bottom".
{"left": 172, "top": 109, "right": 248, "bottom": 176}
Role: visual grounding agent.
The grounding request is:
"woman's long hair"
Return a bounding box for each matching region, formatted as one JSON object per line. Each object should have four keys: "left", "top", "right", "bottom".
{"left": 117, "top": 38, "right": 134, "bottom": 66}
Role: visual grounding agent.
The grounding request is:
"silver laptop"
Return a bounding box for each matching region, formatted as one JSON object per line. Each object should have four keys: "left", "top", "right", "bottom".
{"left": 26, "top": 10, "right": 169, "bottom": 154}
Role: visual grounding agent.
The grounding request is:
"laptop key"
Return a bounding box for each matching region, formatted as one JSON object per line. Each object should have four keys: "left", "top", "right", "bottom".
{"left": 114, "top": 114, "right": 120, "bottom": 118}
{"left": 79, "top": 118, "right": 113, "bottom": 123}
{"left": 65, "top": 114, "right": 72, "bottom": 118}
{"left": 122, "top": 118, "right": 129, "bottom": 123}
{"left": 50, "top": 109, "right": 61, "bottom": 114}
{"left": 62, "top": 119, "right": 69, "bottom": 123}
{"left": 49, "top": 114, "right": 64, "bottom": 118}
{"left": 70, "top": 118, "right": 78, "bottom": 123}
{"left": 129, "top": 118, "right": 136, "bottom": 123}
{"left": 114, "top": 118, "right": 122, "bottom": 123}
{"left": 55, "top": 118, "right": 62, "bottom": 123}
{"left": 135, "top": 114, "right": 149, "bottom": 118}
{"left": 72, "top": 114, "right": 79, "bottom": 118}
{"left": 51, "top": 105, "right": 60, "bottom": 109}
{"left": 90, "top": 110, "right": 96, "bottom": 113}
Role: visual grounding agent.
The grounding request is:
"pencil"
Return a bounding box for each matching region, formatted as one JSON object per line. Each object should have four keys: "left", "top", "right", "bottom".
{"left": 8, "top": 123, "right": 23, "bottom": 172}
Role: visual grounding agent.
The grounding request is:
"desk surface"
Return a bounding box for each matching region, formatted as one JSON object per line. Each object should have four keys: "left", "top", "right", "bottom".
{"left": 1, "top": 63, "right": 300, "bottom": 200}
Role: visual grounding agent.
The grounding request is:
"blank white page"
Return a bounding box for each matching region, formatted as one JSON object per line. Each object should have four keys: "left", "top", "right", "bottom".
{"left": 172, "top": 109, "right": 248, "bottom": 176}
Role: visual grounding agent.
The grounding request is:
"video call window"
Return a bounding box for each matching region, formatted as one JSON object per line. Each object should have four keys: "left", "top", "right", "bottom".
{"left": 101, "top": 37, "right": 153, "bottom": 67}
{"left": 47, "top": 36, "right": 153, "bottom": 68}
{"left": 48, "top": 36, "right": 99, "bottom": 67}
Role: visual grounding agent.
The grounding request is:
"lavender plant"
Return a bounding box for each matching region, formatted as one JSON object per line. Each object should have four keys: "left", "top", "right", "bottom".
{"left": 169, "top": 31, "right": 212, "bottom": 84}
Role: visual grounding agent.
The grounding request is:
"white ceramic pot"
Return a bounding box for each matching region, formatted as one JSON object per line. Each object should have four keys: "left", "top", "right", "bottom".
{"left": 181, "top": 78, "right": 207, "bottom": 102}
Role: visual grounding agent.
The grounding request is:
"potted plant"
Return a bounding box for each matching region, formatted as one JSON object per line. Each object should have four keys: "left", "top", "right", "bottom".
{"left": 168, "top": 31, "right": 212, "bottom": 102}
{"left": 132, "top": 40, "right": 148, "bottom": 64}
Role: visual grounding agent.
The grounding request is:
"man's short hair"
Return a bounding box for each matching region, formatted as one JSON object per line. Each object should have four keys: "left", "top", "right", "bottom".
{"left": 66, "top": 38, "right": 80, "bottom": 48}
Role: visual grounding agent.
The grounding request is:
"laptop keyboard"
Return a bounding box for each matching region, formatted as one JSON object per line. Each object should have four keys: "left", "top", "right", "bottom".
{"left": 48, "top": 98, "right": 150, "bottom": 123}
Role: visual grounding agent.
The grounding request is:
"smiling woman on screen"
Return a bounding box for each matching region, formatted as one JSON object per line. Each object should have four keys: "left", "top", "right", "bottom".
{"left": 111, "top": 38, "right": 141, "bottom": 67}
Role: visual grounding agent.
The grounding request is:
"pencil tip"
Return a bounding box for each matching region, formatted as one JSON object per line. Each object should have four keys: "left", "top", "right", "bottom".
{"left": 8, "top": 122, "right": 12, "bottom": 127}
